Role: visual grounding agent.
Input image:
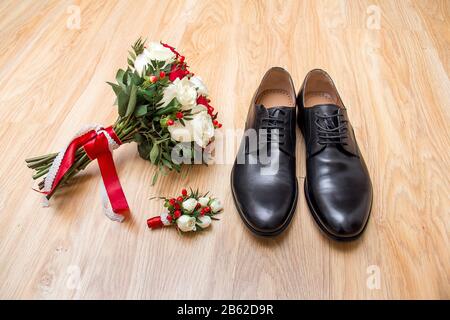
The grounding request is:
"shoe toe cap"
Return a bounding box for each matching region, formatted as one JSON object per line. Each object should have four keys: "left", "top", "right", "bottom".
{"left": 240, "top": 202, "right": 292, "bottom": 234}
{"left": 308, "top": 183, "right": 372, "bottom": 239}
{"left": 232, "top": 171, "right": 297, "bottom": 235}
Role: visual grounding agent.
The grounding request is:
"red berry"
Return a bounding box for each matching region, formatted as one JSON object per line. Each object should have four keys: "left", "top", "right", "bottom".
{"left": 176, "top": 112, "right": 184, "bottom": 119}
{"left": 218, "top": 123, "right": 222, "bottom": 128}
{"left": 174, "top": 210, "right": 181, "bottom": 219}
{"left": 169, "top": 198, "right": 176, "bottom": 206}
{"left": 167, "top": 119, "right": 174, "bottom": 126}
{"left": 174, "top": 203, "right": 180, "bottom": 209}
{"left": 159, "top": 71, "right": 166, "bottom": 78}
{"left": 149, "top": 75, "right": 158, "bottom": 83}
{"left": 196, "top": 203, "right": 201, "bottom": 209}
{"left": 181, "top": 188, "right": 187, "bottom": 196}
{"left": 205, "top": 206, "right": 211, "bottom": 213}
{"left": 167, "top": 215, "right": 173, "bottom": 222}
{"left": 177, "top": 196, "right": 183, "bottom": 202}
{"left": 179, "top": 56, "right": 185, "bottom": 63}
{"left": 200, "top": 208, "right": 206, "bottom": 216}
{"left": 213, "top": 120, "right": 218, "bottom": 126}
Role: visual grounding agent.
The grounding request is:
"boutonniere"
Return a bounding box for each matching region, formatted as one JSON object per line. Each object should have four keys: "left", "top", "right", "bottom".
{"left": 147, "top": 188, "right": 223, "bottom": 233}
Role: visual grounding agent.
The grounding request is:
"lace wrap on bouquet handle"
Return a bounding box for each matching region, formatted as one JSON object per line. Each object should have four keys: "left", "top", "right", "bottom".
{"left": 43, "top": 124, "right": 102, "bottom": 194}
{"left": 41, "top": 124, "right": 129, "bottom": 222}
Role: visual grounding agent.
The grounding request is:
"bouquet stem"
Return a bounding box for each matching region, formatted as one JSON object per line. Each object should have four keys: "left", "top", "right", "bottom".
{"left": 25, "top": 117, "right": 138, "bottom": 199}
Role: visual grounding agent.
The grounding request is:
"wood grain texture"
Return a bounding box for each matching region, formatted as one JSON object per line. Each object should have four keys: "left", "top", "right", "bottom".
{"left": 0, "top": 0, "right": 448, "bottom": 299}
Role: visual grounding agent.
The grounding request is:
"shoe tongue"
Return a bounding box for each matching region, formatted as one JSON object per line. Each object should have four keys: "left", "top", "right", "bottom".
{"left": 267, "top": 107, "right": 288, "bottom": 117}
{"left": 310, "top": 104, "right": 340, "bottom": 115}
{"left": 310, "top": 104, "right": 341, "bottom": 131}
{"left": 257, "top": 104, "right": 290, "bottom": 117}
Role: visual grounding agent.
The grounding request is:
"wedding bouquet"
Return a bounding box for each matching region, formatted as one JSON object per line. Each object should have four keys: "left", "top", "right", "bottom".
{"left": 25, "top": 39, "right": 221, "bottom": 221}
{"left": 147, "top": 188, "right": 223, "bottom": 233}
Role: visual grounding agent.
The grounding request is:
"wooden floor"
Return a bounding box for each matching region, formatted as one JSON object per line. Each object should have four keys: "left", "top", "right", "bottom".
{"left": 0, "top": 0, "right": 449, "bottom": 299}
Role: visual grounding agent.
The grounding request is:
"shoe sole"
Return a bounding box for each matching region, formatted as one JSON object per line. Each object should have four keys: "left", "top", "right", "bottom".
{"left": 230, "top": 167, "right": 299, "bottom": 237}
{"left": 304, "top": 177, "right": 372, "bottom": 241}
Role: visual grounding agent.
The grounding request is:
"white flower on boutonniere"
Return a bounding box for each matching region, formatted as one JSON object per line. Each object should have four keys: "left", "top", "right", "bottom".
{"left": 182, "top": 198, "right": 198, "bottom": 212}
{"left": 198, "top": 197, "right": 210, "bottom": 207}
{"left": 190, "top": 76, "right": 208, "bottom": 96}
{"left": 197, "top": 215, "right": 211, "bottom": 229}
{"left": 168, "top": 107, "right": 215, "bottom": 148}
{"left": 133, "top": 42, "right": 176, "bottom": 75}
{"left": 160, "top": 77, "right": 197, "bottom": 109}
{"left": 210, "top": 199, "right": 223, "bottom": 213}
{"left": 177, "top": 215, "right": 196, "bottom": 232}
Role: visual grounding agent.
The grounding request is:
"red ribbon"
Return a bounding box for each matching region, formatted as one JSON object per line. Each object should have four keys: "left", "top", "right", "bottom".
{"left": 147, "top": 216, "right": 164, "bottom": 229}
{"left": 44, "top": 126, "right": 129, "bottom": 216}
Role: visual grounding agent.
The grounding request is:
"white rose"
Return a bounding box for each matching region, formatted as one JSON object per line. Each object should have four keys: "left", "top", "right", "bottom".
{"left": 160, "top": 77, "right": 197, "bottom": 109}
{"left": 182, "top": 198, "right": 198, "bottom": 212}
{"left": 198, "top": 197, "right": 210, "bottom": 207}
{"left": 210, "top": 199, "right": 223, "bottom": 213}
{"left": 134, "top": 51, "right": 150, "bottom": 76}
{"left": 191, "top": 110, "right": 215, "bottom": 148}
{"left": 168, "top": 109, "right": 215, "bottom": 148}
{"left": 196, "top": 216, "right": 211, "bottom": 229}
{"left": 146, "top": 42, "right": 176, "bottom": 65}
{"left": 176, "top": 79, "right": 198, "bottom": 107}
{"left": 176, "top": 215, "right": 196, "bottom": 232}
{"left": 167, "top": 121, "right": 192, "bottom": 143}
{"left": 190, "top": 76, "right": 209, "bottom": 96}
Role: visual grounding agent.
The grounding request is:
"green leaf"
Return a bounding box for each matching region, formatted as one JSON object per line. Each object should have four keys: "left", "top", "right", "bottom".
{"left": 117, "top": 91, "right": 129, "bottom": 117}
{"left": 126, "top": 72, "right": 132, "bottom": 86}
{"left": 156, "top": 137, "right": 170, "bottom": 144}
{"left": 162, "top": 152, "right": 171, "bottom": 161}
{"left": 133, "top": 133, "right": 143, "bottom": 143}
{"left": 172, "top": 163, "right": 181, "bottom": 172}
{"left": 138, "top": 140, "right": 151, "bottom": 160}
{"left": 126, "top": 84, "right": 137, "bottom": 116}
{"left": 150, "top": 143, "right": 159, "bottom": 164}
{"left": 132, "top": 38, "right": 145, "bottom": 56}
{"left": 151, "top": 171, "right": 159, "bottom": 186}
{"left": 107, "top": 82, "right": 122, "bottom": 97}
{"left": 162, "top": 158, "right": 173, "bottom": 169}
{"left": 116, "top": 69, "right": 125, "bottom": 85}
{"left": 140, "top": 87, "right": 156, "bottom": 101}
{"left": 134, "top": 104, "right": 148, "bottom": 117}
{"left": 129, "top": 71, "right": 142, "bottom": 86}
{"left": 154, "top": 104, "right": 179, "bottom": 116}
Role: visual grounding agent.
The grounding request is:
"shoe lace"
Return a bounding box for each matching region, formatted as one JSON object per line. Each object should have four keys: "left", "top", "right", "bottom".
{"left": 260, "top": 109, "right": 286, "bottom": 146}
{"left": 315, "top": 112, "right": 348, "bottom": 145}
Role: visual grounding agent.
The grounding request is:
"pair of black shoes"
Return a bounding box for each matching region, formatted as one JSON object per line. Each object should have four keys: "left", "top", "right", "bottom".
{"left": 231, "top": 68, "right": 373, "bottom": 240}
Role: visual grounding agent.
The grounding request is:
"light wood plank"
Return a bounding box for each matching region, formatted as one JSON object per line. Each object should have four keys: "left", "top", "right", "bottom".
{"left": 0, "top": 0, "right": 448, "bottom": 299}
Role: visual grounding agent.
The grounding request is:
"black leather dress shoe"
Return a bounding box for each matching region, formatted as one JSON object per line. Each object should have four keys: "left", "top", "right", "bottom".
{"left": 298, "top": 69, "right": 372, "bottom": 240}
{"left": 231, "top": 67, "right": 298, "bottom": 236}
